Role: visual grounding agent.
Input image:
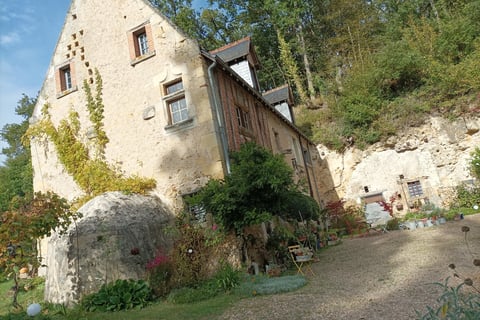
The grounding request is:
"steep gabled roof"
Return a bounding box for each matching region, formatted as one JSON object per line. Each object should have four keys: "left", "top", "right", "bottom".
{"left": 210, "top": 36, "right": 261, "bottom": 68}
{"left": 263, "top": 84, "right": 293, "bottom": 106}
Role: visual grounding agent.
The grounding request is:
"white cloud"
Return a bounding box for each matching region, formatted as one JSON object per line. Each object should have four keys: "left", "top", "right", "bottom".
{"left": 0, "top": 32, "right": 20, "bottom": 46}
{"left": 0, "top": 1, "right": 36, "bottom": 45}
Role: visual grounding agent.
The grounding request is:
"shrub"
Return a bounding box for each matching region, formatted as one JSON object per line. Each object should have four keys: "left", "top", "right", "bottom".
{"left": 453, "top": 185, "right": 480, "bottom": 210}
{"left": 169, "top": 223, "right": 212, "bottom": 288}
{"left": 146, "top": 251, "right": 172, "bottom": 298}
{"left": 386, "top": 218, "right": 400, "bottom": 231}
{"left": 214, "top": 263, "right": 241, "bottom": 292}
{"left": 82, "top": 279, "right": 153, "bottom": 312}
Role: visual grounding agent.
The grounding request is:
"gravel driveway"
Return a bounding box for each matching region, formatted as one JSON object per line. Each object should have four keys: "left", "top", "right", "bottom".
{"left": 221, "top": 214, "right": 480, "bottom": 320}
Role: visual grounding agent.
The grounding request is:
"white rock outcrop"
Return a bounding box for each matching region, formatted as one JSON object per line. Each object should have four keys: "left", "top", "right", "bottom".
{"left": 43, "top": 192, "right": 173, "bottom": 305}
{"left": 318, "top": 115, "right": 480, "bottom": 210}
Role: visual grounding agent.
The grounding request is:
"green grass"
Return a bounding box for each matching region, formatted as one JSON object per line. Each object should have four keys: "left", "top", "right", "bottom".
{"left": 0, "top": 274, "right": 307, "bottom": 320}
{"left": 0, "top": 278, "right": 45, "bottom": 317}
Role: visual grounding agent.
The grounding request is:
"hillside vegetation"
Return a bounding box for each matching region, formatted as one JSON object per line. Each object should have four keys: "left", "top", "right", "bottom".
{"left": 152, "top": 0, "right": 480, "bottom": 150}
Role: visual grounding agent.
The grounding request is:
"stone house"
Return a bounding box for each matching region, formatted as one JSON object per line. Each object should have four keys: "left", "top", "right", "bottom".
{"left": 30, "top": 0, "right": 325, "bottom": 216}
{"left": 28, "top": 0, "right": 331, "bottom": 304}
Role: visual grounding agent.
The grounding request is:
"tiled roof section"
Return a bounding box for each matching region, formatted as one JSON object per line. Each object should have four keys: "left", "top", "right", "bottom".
{"left": 263, "top": 84, "right": 291, "bottom": 105}
{"left": 210, "top": 37, "right": 260, "bottom": 67}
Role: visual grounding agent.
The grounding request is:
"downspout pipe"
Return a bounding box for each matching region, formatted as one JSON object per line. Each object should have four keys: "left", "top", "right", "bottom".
{"left": 208, "top": 59, "right": 231, "bottom": 175}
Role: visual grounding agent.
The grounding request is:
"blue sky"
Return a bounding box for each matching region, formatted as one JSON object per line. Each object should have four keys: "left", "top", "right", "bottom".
{"left": 0, "top": 0, "right": 70, "bottom": 164}
{"left": 0, "top": 0, "right": 207, "bottom": 165}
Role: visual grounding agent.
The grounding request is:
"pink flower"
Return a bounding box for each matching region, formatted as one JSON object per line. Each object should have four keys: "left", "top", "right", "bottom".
{"left": 146, "top": 251, "right": 169, "bottom": 270}
{"left": 212, "top": 224, "right": 218, "bottom": 231}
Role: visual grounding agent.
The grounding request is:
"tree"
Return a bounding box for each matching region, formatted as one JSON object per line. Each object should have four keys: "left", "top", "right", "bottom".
{"left": 0, "top": 192, "right": 78, "bottom": 308}
{"left": 149, "top": 0, "right": 204, "bottom": 43}
{"left": 189, "top": 142, "right": 319, "bottom": 233}
{"left": 0, "top": 95, "right": 35, "bottom": 212}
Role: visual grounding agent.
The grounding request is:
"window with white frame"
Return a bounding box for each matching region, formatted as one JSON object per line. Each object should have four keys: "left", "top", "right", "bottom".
{"left": 164, "top": 79, "right": 189, "bottom": 125}
{"left": 137, "top": 32, "right": 149, "bottom": 56}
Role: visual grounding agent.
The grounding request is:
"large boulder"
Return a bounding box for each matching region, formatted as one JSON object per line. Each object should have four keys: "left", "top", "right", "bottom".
{"left": 43, "top": 192, "right": 173, "bottom": 305}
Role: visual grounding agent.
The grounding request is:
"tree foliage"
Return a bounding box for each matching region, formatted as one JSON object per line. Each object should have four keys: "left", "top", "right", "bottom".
{"left": 0, "top": 95, "right": 35, "bottom": 212}
{"left": 188, "top": 142, "right": 319, "bottom": 233}
{"left": 150, "top": 0, "right": 480, "bottom": 150}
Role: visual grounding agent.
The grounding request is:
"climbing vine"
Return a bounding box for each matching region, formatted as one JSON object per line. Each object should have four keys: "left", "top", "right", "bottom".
{"left": 25, "top": 70, "right": 155, "bottom": 207}
{"left": 84, "top": 70, "right": 109, "bottom": 155}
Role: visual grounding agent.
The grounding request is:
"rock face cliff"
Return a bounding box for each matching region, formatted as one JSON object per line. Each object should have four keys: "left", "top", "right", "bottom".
{"left": 317, "top": 116, "right": 479, "bottom": 212}
{"left": 42, "top": 192, "right": 173, "bottom": 305}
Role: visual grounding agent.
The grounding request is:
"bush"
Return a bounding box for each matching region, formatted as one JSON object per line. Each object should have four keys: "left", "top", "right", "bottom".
{"left": 169, "top": 223, "right": 212, "bottom": 288}
{"left": 82, "top": 279, "right": 153, "bottom": 312}
{"left": 214, "top": 263, "right": 241, "bottom": 292}
{"left": 386, "top": 218, "right": 400, "bottom": 231}
{"left": 146, "top": 251, "right": 172, "bottom": 298}
{"left": 453, "top": 185, "right": 480, "bottom": 210}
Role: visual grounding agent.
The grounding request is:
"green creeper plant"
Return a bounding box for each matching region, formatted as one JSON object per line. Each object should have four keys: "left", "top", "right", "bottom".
{"left": 25, "top": 70, "right": 155, "bottom": 208}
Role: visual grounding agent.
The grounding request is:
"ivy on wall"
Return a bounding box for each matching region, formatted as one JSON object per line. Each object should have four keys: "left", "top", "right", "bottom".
{"left": 25, "top": 70, "right": 156, "bottom": 207}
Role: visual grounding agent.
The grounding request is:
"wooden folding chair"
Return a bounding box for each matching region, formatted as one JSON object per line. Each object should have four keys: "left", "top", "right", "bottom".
{"left": 288, "top": 245, "right": 315, "bottom": 276}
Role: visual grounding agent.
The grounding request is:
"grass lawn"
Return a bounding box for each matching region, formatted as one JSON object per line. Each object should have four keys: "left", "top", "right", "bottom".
{"left": 0, "top": 274, "right": 306, "bottom": 319}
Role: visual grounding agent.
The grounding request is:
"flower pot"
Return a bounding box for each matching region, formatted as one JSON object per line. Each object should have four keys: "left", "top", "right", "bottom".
{"left": 406, "top": 221, "right": 416, "bottom": 230}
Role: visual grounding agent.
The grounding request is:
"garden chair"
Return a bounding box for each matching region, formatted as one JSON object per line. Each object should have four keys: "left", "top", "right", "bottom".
{"left": 288, "top": 245, "right": 315, "bottom": 276}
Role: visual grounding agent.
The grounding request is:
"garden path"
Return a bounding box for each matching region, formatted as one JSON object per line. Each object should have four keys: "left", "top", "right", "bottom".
{"left": 220, "top": 214, "right": 480, "bottom": 319}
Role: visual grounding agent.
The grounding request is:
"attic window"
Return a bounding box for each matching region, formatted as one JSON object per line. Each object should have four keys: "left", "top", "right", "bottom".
{"left": 128, "top": 22, "right": 155, "bottom": 65}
